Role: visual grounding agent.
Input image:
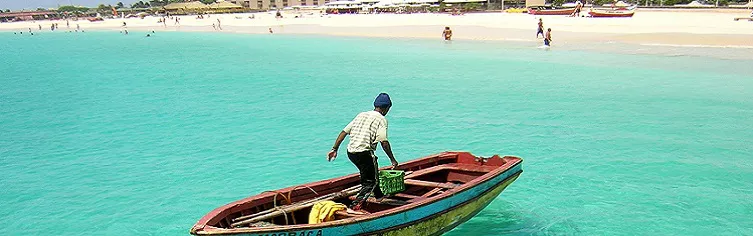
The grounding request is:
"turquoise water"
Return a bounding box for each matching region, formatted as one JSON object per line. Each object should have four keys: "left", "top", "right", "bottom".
{"left": 1, "top": 31, "right": 752, "bottom": 235}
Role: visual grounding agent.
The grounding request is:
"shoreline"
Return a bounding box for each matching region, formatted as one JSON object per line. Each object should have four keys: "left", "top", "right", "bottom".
{"left": 3, "top": 11, "right": 753, "bottom": 58}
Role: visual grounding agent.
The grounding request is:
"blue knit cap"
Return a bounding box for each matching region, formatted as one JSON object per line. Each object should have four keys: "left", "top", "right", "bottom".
{"left": 373, "top": 93, "right": 392, "bottom": 108}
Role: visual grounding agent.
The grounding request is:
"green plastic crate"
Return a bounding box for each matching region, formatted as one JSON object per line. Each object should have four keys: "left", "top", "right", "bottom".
{"left": 378, "top": 170, "right": 405, "bottom": 195}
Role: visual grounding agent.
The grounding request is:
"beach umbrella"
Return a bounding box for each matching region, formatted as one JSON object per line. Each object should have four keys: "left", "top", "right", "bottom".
{"left": 209, "top": 1, "right": 243, "bottom": 9}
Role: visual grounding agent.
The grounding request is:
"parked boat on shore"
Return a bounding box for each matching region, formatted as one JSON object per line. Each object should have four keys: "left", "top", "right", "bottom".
{"left": 190, "top": 152, "right": 523, "bottom": 236}
{"left": 588, "top": 8, "right": 635, "bottom": 17}
{"left": 528, "top": 7, "right": 576, "bottom": 15}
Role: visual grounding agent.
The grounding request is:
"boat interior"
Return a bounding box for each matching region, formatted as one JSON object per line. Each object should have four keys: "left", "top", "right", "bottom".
{"left": 197, "top": 152, "right": 513, "bottom": 231}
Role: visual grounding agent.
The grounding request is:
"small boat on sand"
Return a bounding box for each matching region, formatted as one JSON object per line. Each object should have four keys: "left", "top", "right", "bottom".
{"left": 528, "top": 7, "right": 576, "bottom": 15}
{"left": 190, "top": 152, "right": 523, "bottom": 235}
{"left": 588, "top": 8, "right": 635, "bottom": 17}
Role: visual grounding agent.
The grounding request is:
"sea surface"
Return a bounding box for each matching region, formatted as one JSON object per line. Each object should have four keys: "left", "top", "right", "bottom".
{"left": 1, "top": 31, "right": 752, "bottom": 235}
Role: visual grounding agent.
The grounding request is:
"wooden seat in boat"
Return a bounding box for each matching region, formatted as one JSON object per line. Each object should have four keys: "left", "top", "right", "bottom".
{"left": 403, "top": 179, "right": 457, "bottom": 189}
{"left": 348, "top": 196, "right": 408, "bottom": 206}
{"left": 392, "top": 193, "right": 421, "bottom": 199}
{"left": 405, "top": 163, "right": 496, "bottom": 179}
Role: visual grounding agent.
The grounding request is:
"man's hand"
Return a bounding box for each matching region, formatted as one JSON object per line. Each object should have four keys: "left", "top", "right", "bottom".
{"left": 391, "top": 159, "right": 399, "bottom": 169}
{"left": 328, "top": 131, "right": 348, "bottom": 162}
{"left": 327, "top": 149, "right": 337, "bottom": 162}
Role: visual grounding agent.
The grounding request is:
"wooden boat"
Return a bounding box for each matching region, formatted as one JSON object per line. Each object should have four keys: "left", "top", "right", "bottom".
{"left": 528, "top": 7, "right": 576, "bottom": 15}
{"left": 588, "top": 9, "right": 635, "bottom": 17}
{"left": 190, "top": 152, "right": 523, "bottom": 235}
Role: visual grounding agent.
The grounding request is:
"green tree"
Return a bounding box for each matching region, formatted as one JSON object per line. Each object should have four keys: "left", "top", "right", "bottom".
{"left": 199, "top": 0, "right": 216, "bottom": 4}
{"left": 552, "top": 0, "right": 565, "bottom": 6}
{"left": 97, "top": 4, "right": 114, "bottom": 14}
{"left": 57, "top": 5, "right": 89, "bottom": 12}
{"left": 464, "top": 2, "right": 481, "bottom": 10}
{"left": 132, "top": 1, "right": 147, "bottom": 8}
{"left": 4, "top": 9, "right": 10, "bottom": 12}
{"left": 116, "top": 2, "right": 125, "bottom": 8}
{"left": 592, "top": 0, "right": 608, "bottom": 5}
{"left": 149, "top": 0, "right": 168, "bottom": 7}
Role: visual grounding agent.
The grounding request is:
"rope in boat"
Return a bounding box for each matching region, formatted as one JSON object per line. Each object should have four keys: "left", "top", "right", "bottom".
{"left": 285, "top": 185, "right": 319, "bottom": 224}
{"left": 260, "top": 191, "right": 292, "bottom": 226}
{"left": 255, "top": 186, "right": 320, "bottom": 226}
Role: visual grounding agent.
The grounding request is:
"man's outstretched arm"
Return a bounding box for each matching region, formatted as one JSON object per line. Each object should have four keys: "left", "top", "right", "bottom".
{"left": 327, "top": 131, "right": 348, "bottom": 161}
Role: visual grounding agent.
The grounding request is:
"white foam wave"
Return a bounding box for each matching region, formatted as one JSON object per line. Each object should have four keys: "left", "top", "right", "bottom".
{"left": 640, "top": 43, "right": 753, "bottom": 49}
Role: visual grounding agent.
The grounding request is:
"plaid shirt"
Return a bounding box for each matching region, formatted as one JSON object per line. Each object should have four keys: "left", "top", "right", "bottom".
{"left": 343, "top": 111, "right": 388, "bottom": 153}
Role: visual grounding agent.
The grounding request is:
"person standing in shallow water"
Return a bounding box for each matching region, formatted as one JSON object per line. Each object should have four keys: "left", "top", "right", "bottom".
{"left": 442, "top": 26, "right": 452, "bottom": 40}
{"left": 327, "top": 93, "right": 399, "bottom": 213}
{"left": 537, "top": 19, "right": 544, "bottom": 38}
{"left": 544, "top": 28, "right": 552, "bottom": 46}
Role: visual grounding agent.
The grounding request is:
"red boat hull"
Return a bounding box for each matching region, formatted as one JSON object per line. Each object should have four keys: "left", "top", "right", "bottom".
{"left": 528, "top": 8, "right": 576, "bottom": 15}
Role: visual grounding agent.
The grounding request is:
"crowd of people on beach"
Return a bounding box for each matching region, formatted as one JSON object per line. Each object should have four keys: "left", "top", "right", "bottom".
{"left": 13, "top": 21, "right": 86, "bottom": 36}
{"left": 11, "top": 10, "right": 563, "bottom": 48}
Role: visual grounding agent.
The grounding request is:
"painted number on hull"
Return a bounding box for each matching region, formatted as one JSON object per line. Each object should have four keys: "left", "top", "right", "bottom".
{"left": 257, "top": 230, "right": 322, "bottom": 236}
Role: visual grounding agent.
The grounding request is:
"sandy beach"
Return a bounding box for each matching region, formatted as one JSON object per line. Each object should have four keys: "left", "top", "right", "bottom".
{"left": 2, "top": 9, "right": 752, "bottom": 48}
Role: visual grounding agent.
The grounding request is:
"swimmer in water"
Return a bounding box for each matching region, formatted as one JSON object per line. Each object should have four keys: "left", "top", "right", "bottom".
{"left": 146, "top": 34, "right": 151, "bottom": 37}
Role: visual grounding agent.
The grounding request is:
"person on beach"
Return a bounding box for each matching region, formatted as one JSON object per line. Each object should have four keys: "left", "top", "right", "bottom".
{"left": 571, "top": 1, "right": 582, "bottom": 17}
{"left": 536, "top": 19, "right": 544, "bottom": 38}
{"left": 442, "top": 26, "right": 452, "bottom": 40}
{"left": 76, "top": 24, "right": 80, "bottom": 31}
{"left": 544, "top": 28, "right": 552, "bottom": 46}
{"left": 38, "top": 24, "right": 42, "bottom": 31}
{"left": 217, "top": 19, "right": 222, "bottom": 30}
{"left": 327, "top": 93, "right": 399, "bottom": 213}
{"left": 269, "top": 27, "right": 273, "bottom": 33}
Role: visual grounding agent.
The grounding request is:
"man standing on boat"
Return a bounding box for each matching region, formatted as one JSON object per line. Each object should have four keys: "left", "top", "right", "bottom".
{"left": 327, "top": 93, "right": 399, "bottom": 213}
